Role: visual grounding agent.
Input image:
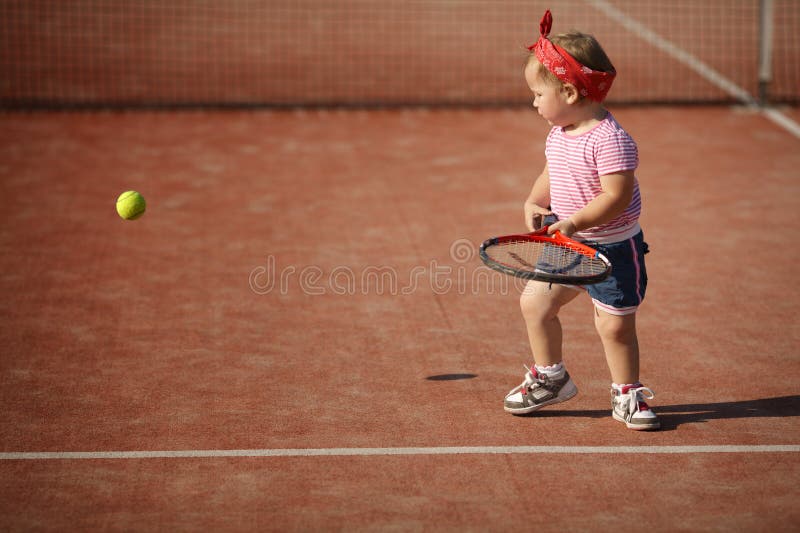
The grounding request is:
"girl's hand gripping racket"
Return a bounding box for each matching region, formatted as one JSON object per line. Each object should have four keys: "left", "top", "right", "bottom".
{"left": 479, "top": 225, "right": 611, "bottom": 284}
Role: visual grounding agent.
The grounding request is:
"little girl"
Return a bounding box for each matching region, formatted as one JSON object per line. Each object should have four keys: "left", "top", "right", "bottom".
{"left": 503, "top": 10, "right": 659, "bottom": 430}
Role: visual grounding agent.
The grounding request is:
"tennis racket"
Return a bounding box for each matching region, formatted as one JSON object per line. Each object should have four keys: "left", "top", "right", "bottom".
{"left": 479, "top": 226, "right": 611, "bottom": 284}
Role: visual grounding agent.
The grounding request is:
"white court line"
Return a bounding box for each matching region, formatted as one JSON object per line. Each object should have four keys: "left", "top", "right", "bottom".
{"left": 587, "top": 0, "right": 800, "bottom": 139}
{"left": 1, "top": 445, "right": 799, "bottom": 460}
{"left": 763, "top": 107, "right": 800, "bottom": 138}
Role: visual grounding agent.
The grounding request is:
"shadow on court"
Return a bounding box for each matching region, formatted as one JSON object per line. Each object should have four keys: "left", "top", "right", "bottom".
{"left": 426, "top": 374, "right": 479, "bottom": 381}
{"left": 511, "top": 396, "right": 800, "bottom": 431}
{"left": 656, "top": 395, "right": 800, "bottom": 430}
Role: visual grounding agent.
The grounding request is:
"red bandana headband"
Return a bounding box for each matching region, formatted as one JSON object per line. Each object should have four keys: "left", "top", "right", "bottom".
{"left": 528, "top": 10, "right": 615, "bottom": 102}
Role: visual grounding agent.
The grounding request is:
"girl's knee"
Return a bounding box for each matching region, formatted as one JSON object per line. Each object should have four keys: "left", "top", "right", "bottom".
{"left": 520, "top": 290, "right": 559, "bottom": 323}
{"left": 520, "top": 283, "right": 578, "bottom": 322}
{"left": 595, "top": 311, "right": 637, "bottom": 342}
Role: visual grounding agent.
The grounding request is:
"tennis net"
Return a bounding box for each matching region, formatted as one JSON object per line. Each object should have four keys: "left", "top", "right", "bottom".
{"left": 1, "top": 0, "right": 797, "bottom": 109}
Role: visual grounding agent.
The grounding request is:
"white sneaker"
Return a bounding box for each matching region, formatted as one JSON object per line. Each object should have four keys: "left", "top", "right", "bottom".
{"left": 611, "top": 384, "right": 660, "bottom": 430}
{"left": 504, "top": 365, "right": 578, "bottom": 415}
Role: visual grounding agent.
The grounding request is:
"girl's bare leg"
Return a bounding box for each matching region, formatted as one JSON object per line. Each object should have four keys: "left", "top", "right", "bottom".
{"left": 519, "top": 281, "right": 580, "bottom": 366}
{"left": 594, "top": 308, "right": 639, "bottom": 384}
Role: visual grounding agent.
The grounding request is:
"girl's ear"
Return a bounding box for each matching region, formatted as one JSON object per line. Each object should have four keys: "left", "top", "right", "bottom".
{"left": 561, "top": 83, "right": 580, "bottom": 104}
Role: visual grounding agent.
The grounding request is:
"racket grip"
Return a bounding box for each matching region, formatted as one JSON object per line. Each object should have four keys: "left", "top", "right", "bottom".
{"left": 532, "top": 213, "right": 557, "bottom": 230}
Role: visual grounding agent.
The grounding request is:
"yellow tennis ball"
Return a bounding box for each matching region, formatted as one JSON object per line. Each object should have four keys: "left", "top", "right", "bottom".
{"left": 116, "top": 190, "right": 146, "bottom": 220}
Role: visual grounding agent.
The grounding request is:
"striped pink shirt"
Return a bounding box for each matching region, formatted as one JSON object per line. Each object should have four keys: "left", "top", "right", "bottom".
{"left": 546, "top": 113, "right": 641, "bottom": 243}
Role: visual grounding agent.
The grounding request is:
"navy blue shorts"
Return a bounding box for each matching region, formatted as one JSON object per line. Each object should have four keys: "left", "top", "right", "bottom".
{"left": 583, "top": 231, "right": 649, "bottom": 315}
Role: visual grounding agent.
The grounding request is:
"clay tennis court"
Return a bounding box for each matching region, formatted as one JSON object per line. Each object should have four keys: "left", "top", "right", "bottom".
{"left": 2, "top": 2, "right": 799, "bottom": 531}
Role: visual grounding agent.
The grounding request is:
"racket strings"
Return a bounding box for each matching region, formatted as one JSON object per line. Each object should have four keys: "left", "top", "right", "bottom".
{"left": 488, "top": 240, "right": 606, "bottom": 278}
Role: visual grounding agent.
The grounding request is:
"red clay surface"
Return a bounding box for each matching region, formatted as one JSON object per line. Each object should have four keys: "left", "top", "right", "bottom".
{"left": 1, "top": 107, "right": 799, "bottom": 530}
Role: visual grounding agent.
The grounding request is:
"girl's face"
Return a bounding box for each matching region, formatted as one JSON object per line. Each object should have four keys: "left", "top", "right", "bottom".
{"left": 524, "top": 63, "right": 572, "bottom": 127}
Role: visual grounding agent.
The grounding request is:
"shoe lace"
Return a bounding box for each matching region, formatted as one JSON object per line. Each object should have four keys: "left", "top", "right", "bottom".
{"left": 613, "top": 384, "right": 655, "bottom": 413}
{"left": 629, "top": 386, "right": 655, "bottom": 413}
{"left": 520, "top": 365, "right": 546, "bottom": 391}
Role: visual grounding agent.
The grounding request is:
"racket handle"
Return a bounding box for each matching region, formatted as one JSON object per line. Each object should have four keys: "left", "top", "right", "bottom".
{"left": 532, "top": 213, "right": 558, "bottom": 229}
{"left": 531, "top": 213, "right": 559, "bottom": 235}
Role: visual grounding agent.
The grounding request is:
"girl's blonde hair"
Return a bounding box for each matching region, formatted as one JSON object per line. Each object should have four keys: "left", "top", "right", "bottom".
{"left": 528, "top": 32, "right": 615, "bottom": 93}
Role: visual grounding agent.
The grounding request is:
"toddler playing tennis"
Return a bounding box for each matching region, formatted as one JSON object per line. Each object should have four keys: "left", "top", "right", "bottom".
{"left": 503, "top": 10, "right": 659, "bottom": 430}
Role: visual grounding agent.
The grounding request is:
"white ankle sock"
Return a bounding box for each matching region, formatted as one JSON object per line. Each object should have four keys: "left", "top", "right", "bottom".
{"left": 535, "top": 362, "right": 565, "bottom": 378}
